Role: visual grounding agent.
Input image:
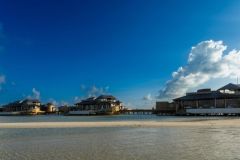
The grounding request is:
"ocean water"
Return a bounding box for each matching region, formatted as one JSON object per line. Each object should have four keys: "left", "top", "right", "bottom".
{"left": 0, "top": 115, "right": 240, "bottom": 160}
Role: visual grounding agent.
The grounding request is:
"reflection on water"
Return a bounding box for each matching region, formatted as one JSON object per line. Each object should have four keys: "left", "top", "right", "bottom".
{"left": 0, "top": 115, "right": 240, "bottom": 160}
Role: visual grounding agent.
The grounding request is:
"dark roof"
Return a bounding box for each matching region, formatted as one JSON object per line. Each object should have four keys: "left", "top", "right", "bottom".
{"left": 2, "top": 99, "right": 41, "bottom": 108}
{"left": 218, "top": 83, "right": 240, "bottom": 91}
{"left": 75, "top": 97, "right": 96, "bottom": 105}
{"left": 76, "top": 100, "right": 115, "bottom": 105}
{"left": 2, "top": 100, "right": 22, "bottom": 107}
{"left": 85, "top": 97, "right": 96, "bottom": 101}
{"left": 96, "top": 95, "right": 116, "bottom": 100}
{"left": 76, "top": 100, "right": 96, "bottom": 105}
{"left": 11, "top": 100, "right": 22, "bottom": 104}
{"left": 174, "top": 91, "right": 240, "bottom": 101}
{"left": 22, "top": 99, "right": 40, "bottom": 103}
{"left": 197, "top": 88, "right": 211, "bottom": 93}
{"left": 75, "top": 95, "right": 121, "bottom": 105}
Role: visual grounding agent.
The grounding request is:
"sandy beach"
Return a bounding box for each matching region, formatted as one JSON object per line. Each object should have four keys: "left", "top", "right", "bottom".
{"left": 1, "top": 118, "right": 240, "bottom": 128}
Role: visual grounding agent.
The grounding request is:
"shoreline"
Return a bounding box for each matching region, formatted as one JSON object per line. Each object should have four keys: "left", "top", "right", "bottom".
{"left": 1, "top": 119, "right": 240, "bottom": 128}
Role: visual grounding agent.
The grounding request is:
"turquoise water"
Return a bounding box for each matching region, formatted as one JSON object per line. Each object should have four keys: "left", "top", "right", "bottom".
{"left": 0, "top": 115, "right": 240, "bottom": 160}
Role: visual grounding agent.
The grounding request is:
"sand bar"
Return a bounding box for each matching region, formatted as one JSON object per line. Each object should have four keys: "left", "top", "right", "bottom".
{"left": 1, "top": 119, "right": 240, "bottom": 128}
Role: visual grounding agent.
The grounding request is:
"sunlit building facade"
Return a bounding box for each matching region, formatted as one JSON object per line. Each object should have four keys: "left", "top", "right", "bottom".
{"left": 173, "top": 83, "right": 240, "bottom": 115}
{"left": 0, "top": 99, "right": 42, "bottom": 115}
{"left": 69, "top": 95, "right": 123, "bottom": 115}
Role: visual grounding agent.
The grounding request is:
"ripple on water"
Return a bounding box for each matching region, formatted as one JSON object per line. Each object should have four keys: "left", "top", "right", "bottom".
{"left": 1, "top": 117, "right": 240, "bottom": 160}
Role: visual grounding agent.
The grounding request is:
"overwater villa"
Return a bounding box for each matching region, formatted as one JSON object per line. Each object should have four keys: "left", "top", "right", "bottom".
{"left": 40, "top": 103, "right": 57, "bottom": 114}
{"left": 173, "top": 83, "right": 240, "bottom": 115}
{"left": 68, "top": 95, "right": 123, "bottom": 115}
{"left": 0, "top": 99, "right": 43, "bottom": 115}
{"left": 155, "top": 102, "right": 176, "bottom": 115}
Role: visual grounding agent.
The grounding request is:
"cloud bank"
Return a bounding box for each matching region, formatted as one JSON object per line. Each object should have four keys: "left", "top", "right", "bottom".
{"left": 158, "top": 40, "right": 240, "bottom": 99}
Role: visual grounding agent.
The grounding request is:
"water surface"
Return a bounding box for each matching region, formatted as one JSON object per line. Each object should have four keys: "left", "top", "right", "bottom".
{"left": 0, "top": 115, "right": 239, "bottom": 160}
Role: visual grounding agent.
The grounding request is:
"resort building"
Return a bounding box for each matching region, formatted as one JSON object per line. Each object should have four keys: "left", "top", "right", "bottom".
{"left": 40, "top": 103, "right": 57, "bottom": 114}
{"left": 58, "top": 105, "right": 69, "bottom": 114}
{"left": 0, "top": 99, "right": 42, "bottom": 115}
{"left": 69, "top": 95, "right": 123, "bottom": 115}
{"left": 155, "top": 102, "right": 176, "bottom": 115}
{"left": 173, "top": 83, "right": 240, "bottom": 115}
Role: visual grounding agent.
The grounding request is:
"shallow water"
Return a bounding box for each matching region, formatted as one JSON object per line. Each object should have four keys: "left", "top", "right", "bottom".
{"left": 0, "top": 114, "right": 232, "bottom": 123}
{"left": 0, "top": 115, "right": 240, "bottom": 160}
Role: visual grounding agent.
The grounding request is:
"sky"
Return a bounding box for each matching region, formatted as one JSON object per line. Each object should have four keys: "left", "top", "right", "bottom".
{"left": 1, "top": 0, "right": 240, "bottom": 108}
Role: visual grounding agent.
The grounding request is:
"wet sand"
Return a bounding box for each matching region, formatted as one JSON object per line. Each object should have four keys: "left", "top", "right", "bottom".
{"left": 0, "top": 119, "right": 240, "bottom": 128}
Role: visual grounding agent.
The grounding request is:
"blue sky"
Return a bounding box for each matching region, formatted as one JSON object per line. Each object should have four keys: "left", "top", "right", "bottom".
{"left": 1, "top": 0, "right": 240, "bottom": 108}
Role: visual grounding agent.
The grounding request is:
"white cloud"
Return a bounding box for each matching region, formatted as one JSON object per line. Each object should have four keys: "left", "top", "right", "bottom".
{"left": 0, "top": 75, "right": 5, "bottom": 84}
{"left": 122, "top": 102, "right": 132, "bottom": 109}
{"left": 28, "top": 88, "right": 41, "bottom": 99}
{"left": 80, "top": 84, "right": 86, "bottom": 90}
{"left": 60, "top": 101, "right": 69, "bottom": 106}
{"left": 81, "top": 85, "right": 110, "bottom": 97}
{"left": 0, "top": 75, "right": 5, "bottom": 90}
{"left": 158, "top": 40, "right": 240, "bottom": 99}
{"left": 143, "top": 93, "right": 153, "bottom": 101}
{"left": 141, "top": 93, "right": 155, "bottom": 109}
{"left": 72, "top": 85, "right": 110, "bottom": 104}
{"left": 48, "top": 98, "right": 58, "bottom": 106}
{"left": 74, "top": 96, "right": 82, "bottom": 103}
{"left": 32, "top": 88, "right": 40, "bottom": 99}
